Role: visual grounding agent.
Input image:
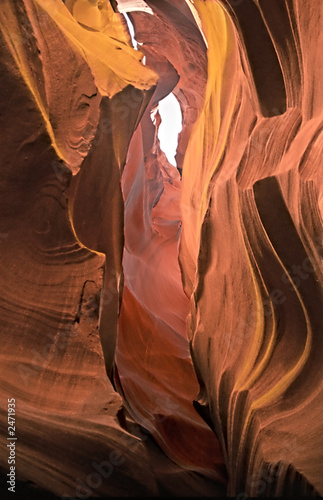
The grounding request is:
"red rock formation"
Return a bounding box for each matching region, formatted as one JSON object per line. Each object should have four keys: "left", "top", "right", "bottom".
{"left": 0, "top": 0, "right": 322, "bottom": 497}
{"left": 179, "top": 1, "right": 323, "bottom": 496}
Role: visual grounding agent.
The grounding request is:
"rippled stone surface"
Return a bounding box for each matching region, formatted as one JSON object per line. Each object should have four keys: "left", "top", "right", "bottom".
{"left": 0, "top": 0, "right": 322, "bottom": 497}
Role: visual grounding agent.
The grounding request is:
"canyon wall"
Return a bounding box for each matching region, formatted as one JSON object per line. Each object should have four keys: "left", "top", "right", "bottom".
{"left": 0, "top": 0, "right": 322, "bottom": 497}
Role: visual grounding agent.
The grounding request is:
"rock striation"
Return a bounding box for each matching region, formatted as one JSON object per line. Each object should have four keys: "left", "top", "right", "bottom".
{"left": 0, "top": 0, "right": 322, "bottom": 497}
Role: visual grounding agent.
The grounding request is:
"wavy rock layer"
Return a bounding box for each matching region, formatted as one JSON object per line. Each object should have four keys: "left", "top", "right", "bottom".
{"left": 0, "top": 0, "right": 322, "bottom": 498}
{"left": 0, "top": 1, "right": 224, "bottom": 497}
{"left": 179, "top": 0, "right": 323, "bottom": 496}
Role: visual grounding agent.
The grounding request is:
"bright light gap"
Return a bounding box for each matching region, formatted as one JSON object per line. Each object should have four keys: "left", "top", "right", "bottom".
{"left": 157, "top": 93, "right": 182, "bottom": 168}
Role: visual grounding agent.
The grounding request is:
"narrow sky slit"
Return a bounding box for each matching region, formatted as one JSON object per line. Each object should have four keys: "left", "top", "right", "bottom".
{"left": 157, "top": 93, "right": 182, "bottom": 168}
{"left": 122, "top": 13, "right": 182, "bottom": 167}
{"left": 123, "top": 13, "right": 138, "bottom": 50}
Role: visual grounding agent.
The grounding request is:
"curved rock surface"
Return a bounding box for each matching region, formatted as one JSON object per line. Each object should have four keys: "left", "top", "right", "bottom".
{"left": 0, "top": 0, "right": 322, "bottom": 498}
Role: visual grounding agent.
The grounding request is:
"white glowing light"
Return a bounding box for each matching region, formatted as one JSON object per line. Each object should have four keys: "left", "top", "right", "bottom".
{"left": 123, "top": 13, "right": 138, "bottom": 50}
{"left": 158, "top": 93, "right": 182, "bottom": 168}
{"left": 122, "top": 11, "right": 182, "bottom": 168}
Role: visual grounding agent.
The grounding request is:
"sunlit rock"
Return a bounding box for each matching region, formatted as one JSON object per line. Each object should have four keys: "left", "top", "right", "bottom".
{"left": 0, "top": 0, "right": 322, "bottom": 497}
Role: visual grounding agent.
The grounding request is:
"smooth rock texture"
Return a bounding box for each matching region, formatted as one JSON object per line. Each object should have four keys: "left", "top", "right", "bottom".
{"left": 0, "top": 0, "right": 322, "bottom": 497}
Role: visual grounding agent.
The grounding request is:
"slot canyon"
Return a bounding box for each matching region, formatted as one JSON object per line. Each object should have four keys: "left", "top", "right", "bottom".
{"left": 0, "top": 0, "right": 322, "bottom": 498}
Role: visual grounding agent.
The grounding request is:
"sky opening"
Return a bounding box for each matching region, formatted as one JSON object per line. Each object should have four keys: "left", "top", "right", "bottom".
{"left": 123, "top": 14, "right": 182, "bottom": 168}
{"left": 158, "top": 93, "right": 182, "bottom": 168}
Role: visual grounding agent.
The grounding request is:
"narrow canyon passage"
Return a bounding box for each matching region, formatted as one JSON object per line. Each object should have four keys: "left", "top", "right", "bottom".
{"left": 116, "top": 50, "right": 225, "bottom": 476}
{"left": 0, "top": 0, "right": 322, "bottom": 498}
